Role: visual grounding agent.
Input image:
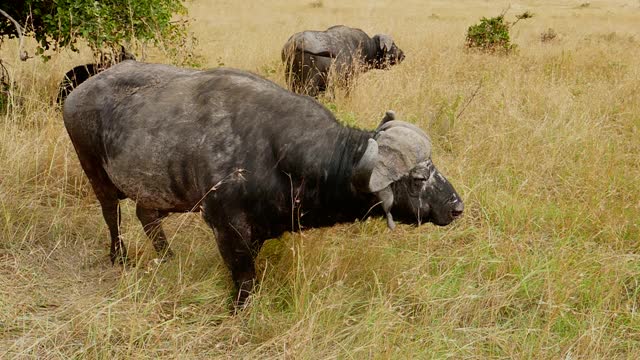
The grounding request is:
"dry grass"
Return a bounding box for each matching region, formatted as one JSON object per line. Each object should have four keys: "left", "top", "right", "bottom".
{"left": 1, "top": 0, "right": 640, "bottom": 358}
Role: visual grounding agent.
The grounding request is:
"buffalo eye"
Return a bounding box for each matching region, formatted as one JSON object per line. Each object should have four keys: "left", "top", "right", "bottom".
{"left": 410, "top": 176, "right": 426, "bottom": 194}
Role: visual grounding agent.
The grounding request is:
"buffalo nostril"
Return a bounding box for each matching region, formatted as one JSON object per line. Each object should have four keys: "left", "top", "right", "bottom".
{"left": 451, "top": 201, "right": 464, "bottom": 218}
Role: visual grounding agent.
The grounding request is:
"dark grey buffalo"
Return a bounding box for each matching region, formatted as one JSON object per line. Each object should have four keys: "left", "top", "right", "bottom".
{"left": 282, "top": 25, "right": 405, "bottom": 96}
{"left": 57, "top": 46, "right": 135, "bottom": 105}
{"left": 63, "top": 61, "right": 462, "bottom": 308}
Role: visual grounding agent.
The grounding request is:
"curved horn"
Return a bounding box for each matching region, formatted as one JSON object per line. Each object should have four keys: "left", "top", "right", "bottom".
{"left": 352, "top": 118, "right": 433, "bottom": 230}
{"left": 377, "top": 120, "right": 431, "bottom": 145}
{"left": 369, "top": 125, "right": 432, "bottom": 192}
{"left": 353, "top": 118, "right": 432, "bottom": 193}
{"left": 377, "top": 110, "right": 431, "bottom": 145}
{"left": 377, "top": 186, "right": 396, "bottom": 230}
{"left": 352, "top": 138, "right": 379, "bottom": 192}
{"left": 376, "top": 34, "right": 394, "bottom": 51}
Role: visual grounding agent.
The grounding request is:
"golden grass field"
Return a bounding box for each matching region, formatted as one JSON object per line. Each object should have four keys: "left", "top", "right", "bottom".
{"left": 1, "top": 0, "right": 640, "bottom": 358}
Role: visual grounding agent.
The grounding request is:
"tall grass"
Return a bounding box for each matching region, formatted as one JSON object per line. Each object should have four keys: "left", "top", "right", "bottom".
{"left": 1, "top": 0, "right": 639, "bottom": 358}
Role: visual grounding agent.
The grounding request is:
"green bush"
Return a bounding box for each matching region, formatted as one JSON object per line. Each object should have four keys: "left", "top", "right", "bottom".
{"left": 0, "top": 0, "right": 189, "bottom": 60}
{"left": 465, "top": 11, "right": 533, "bottom": 53}
{"left": 466, "top": 15, "right": 513, "bottom": 52}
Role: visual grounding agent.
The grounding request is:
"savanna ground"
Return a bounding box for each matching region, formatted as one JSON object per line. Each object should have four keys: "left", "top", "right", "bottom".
{"left": 1, "top": 0, "right": 640, "bottom": 358}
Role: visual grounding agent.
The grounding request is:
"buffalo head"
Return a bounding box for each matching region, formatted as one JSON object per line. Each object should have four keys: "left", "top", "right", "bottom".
{"left": 373, "top": 34, "right": 405, "bottom": 68}
{"left": 352, "top": 111, "right": 463, "bottom": 229}
{"left": 117, "top": 46, "right": 136, "bottom": 62}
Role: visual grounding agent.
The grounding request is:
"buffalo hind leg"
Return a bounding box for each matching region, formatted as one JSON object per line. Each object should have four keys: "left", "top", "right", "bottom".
{"left": 100, "top": 197, "right": 127, "bottom": 264}
{"left": 93, "top": 190, "right": 126, "bottom": 263}
{"left": 136, "top": 205, "right": 174, "bottom": 259}
{"left": 75, "top": 156, "right": 128, "bottom": 264}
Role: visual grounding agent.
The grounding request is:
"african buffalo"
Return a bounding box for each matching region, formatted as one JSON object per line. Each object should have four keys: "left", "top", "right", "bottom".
{"left": 57, "top": 46, "right": 135, "bottom": 105}
{"left": 63, "top": 61, "right": 462, "bottom": 308}
{"left": 282, "top": 25, "right": 405, "bottom": 96}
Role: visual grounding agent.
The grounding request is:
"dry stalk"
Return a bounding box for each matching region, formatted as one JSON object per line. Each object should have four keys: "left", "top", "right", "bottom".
{"left": 0, "top": 8, "right": 29, "bottom": 61}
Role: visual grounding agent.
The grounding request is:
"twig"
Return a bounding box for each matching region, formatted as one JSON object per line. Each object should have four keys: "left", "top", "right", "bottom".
{"left": 499, "top": 5, "right": 511, "bottom": 18}
{"left": 456, "top": 79, "right": 483, "bottom": 120}
{"left": 0, "top": 8, "right": 29, "bottom": 61}
{"left": 511, "top": 11, "right": 534, "bottom": 28}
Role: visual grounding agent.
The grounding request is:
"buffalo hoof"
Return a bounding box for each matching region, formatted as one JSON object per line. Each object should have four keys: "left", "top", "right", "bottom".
{"left": 231, "top": 279, "right": 255, "bottom": 314}
{"left": 159, "top": 248, "right": 175, "bottom": 260}
{"left": 110, "top": 250, "right": 129, "bottom": 266}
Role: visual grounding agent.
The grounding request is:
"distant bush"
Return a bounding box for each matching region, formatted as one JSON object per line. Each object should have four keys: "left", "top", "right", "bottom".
{"left": 465, "top": 11, "right": 533, "bottom": 53}
{"left": 540, "top": 28, "right": 558, "bottom": 43}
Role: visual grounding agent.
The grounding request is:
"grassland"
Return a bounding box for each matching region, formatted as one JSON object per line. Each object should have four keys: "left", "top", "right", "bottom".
{"left": 1, "top": 0, "right": 640, "bottom": 358}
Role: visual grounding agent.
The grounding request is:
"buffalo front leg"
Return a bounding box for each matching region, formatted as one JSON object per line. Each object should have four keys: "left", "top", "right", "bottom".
{"left": 136, "top": 205, "right": 174, "bottom": 259}
{"left": 203, "top": 209, "right": 258, "bottom": 310}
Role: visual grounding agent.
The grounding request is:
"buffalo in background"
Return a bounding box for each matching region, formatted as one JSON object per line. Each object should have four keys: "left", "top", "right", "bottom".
{"left": 62, "top": 61, "right": 461, "bottom": 309}
{"left": 56, "top": 46, "right": 135, "bottom": 105}
{"left": 282, "top": 25, "right": 405, "bottom": 96}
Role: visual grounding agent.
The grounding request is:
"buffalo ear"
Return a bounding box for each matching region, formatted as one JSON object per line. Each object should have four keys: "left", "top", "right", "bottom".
{"left": 354, "top": 120, "right": 432, "bottom": 193}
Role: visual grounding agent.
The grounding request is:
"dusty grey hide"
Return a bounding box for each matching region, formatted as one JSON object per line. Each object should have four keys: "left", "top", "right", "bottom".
{"left": 282, "top": 25, "right": 405, "bottom": 96}
{"left": 57, "top": 45, "right": 136, "bottom": 105}
{"left": 63, "top": 61, "right": 461, "bottom": 309}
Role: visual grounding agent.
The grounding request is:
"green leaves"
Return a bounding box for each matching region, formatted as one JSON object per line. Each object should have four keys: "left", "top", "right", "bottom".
{"left": 465, "top": 11, "right": 533, "bottom": 53}
{"left": 466, "top": 16, "right": 514, "bottom": 53}
{"left": 0, "top": 0, "right": 188, "bottom": 60}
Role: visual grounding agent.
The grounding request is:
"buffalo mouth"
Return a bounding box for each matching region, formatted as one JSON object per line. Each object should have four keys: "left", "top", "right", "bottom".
{"left": 429, "top": 215, "right": 455, "bottom": 227}
{"left": 427, "top": 201, "right": 464, "bottom": 227}
{"left": 393, "top": 216, "right": 454, "bottom": 227}
{"left": 408, "top": 206, "right": 463, "bottom": 227}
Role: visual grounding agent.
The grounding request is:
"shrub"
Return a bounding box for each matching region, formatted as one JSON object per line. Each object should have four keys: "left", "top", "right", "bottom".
{"left": 540, "top": 28, "right": 558, "bottom": 43}
{"left": 0, "top": 0, "right": 189, "bottom": 61}
{"left": 465, "top": 11, "right": 533, "bottom": 53}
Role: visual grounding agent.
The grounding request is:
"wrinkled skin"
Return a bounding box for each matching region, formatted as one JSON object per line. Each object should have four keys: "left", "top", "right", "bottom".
{"left": 63, "top": 62, "right": 460, "bottom": 311}
{"left": 390, "top": 160, "right": 464, "bottom": 226}
{"left": 282, "top": 25, "right": 405, "bottom": 96}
